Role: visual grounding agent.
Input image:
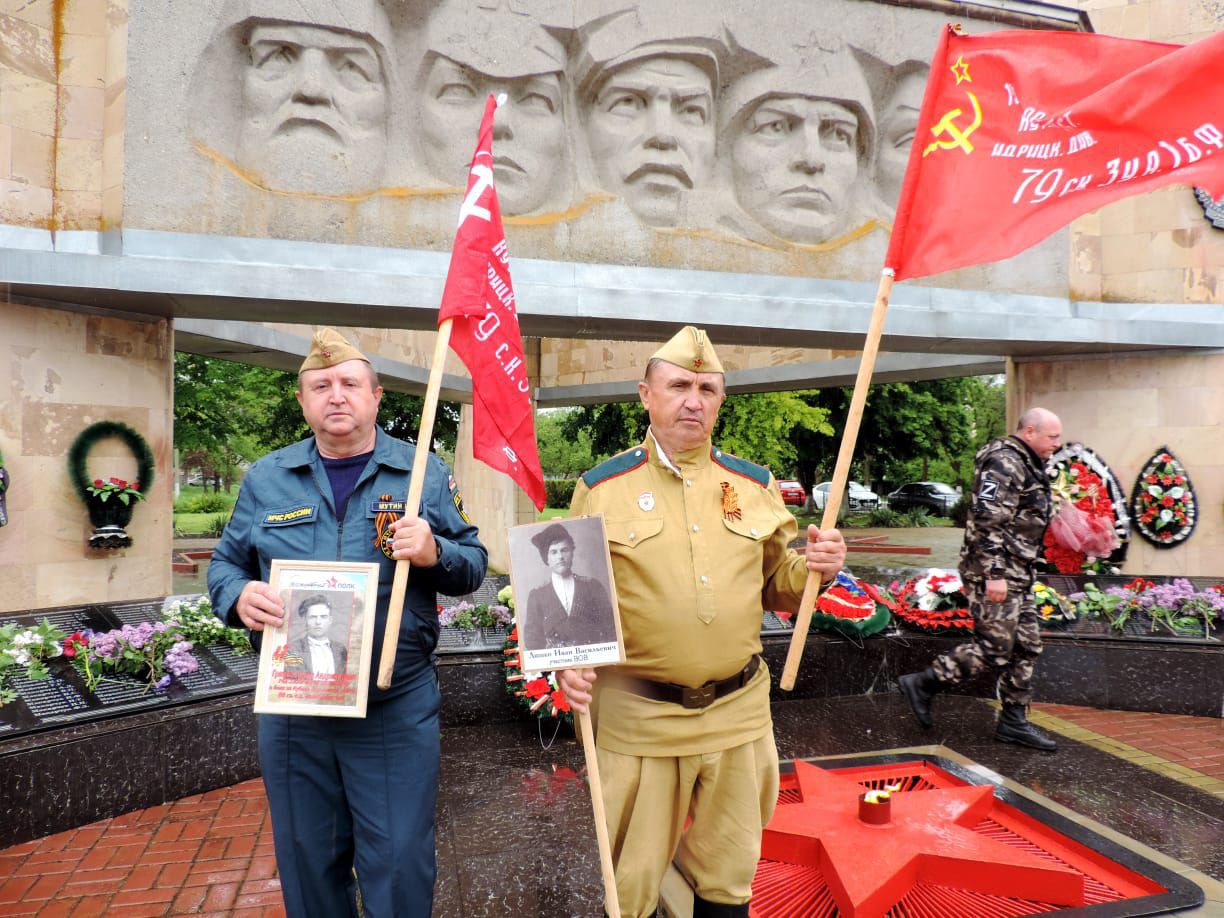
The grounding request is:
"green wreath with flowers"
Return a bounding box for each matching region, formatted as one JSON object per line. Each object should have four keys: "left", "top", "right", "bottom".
{"left": 67, "top": 421, "right": 155, "bottom": 504}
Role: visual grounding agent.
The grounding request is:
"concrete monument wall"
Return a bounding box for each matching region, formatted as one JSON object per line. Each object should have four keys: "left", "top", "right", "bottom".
{"left": 118, "top": 0, "right": 1067, "bottom": 295}
{"left": 0, "top": 300, "right": 173, "bottom": 614}
{"left": 1012, "top": 352, "right": 1223, "bottom": 578}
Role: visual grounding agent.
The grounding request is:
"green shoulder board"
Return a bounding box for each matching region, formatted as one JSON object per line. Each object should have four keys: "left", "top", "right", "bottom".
{"left": 711, "top": 447, "right": 770, "bottom": 488}
{"left": 581, "top": 447, "right": 648, "bottom": 489}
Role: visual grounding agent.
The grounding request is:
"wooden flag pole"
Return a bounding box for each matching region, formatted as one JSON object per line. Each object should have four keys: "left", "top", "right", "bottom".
{"left": 577, "top": 709, "right": 621, "bottom": 918}
{"left": 780, "top": 270, "right": 895, "bottom": 692}
{"left": 377, "top": 320, "right": 454, "bottom": 690}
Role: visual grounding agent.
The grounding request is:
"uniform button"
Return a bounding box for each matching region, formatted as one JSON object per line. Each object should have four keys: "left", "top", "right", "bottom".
{"left": 716, "top": 451, "right": 722, "bottom": 458}
{"left": 629, "top": 532, "right": 636, "bottom": 541}
{"left": 635, "top": 450, "right": 643, "bottom": 457}
{"left": 751, "top": 528, "right": 759, "bottom": 537}
{"left": 685, "top": 480, "right": 693, "bottom": 487}
{"left": 692, "top": 524, "right": 700, "bottom": 533}
{"left": 700, "top": 575, "right": 709, "bottom": 584}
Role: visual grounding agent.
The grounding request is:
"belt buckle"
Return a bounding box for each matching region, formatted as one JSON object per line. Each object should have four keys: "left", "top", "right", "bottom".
{"left": 682, "top": 682, "right": 717, "bottom": 709}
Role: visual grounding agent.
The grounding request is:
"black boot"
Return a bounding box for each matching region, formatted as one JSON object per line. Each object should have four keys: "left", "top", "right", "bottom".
{"left": 692, "top": 895, "right": 750, "bottom": 917}
{"left": 898, "top": 667, "right": 943, "bottom": 729}
{"left": 995, "top": 702, "right": 1057, "bottom": 751}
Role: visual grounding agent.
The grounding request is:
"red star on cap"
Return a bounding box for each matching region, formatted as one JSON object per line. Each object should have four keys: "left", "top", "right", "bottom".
{"left": 693, "top": 358, "right": 704, "bottom": 368}
{"left": 761, "top": 760, "right": 1084, "bottom": 915}
{"left": 322, "top": 349, "right": 332, "bottom": 358}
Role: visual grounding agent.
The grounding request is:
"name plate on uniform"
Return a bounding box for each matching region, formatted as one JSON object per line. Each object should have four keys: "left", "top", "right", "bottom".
{"left": 507, "top": 515, "right": 624, "bottom": 674}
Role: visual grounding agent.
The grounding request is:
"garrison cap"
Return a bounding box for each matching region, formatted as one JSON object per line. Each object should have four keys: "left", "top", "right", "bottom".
{"left": 531, "top": 522, "right": 575, "bottom": 561}
{"left": 649, "top": 326, "right": 725, "bottom": 375}
{"left": 299, "top": 328, "right": 371, "bottom": 373}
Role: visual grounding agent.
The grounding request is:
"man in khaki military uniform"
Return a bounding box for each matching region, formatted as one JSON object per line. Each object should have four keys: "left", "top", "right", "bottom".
{"left": 559, "top": 326, "right": 847, "bottom": 918}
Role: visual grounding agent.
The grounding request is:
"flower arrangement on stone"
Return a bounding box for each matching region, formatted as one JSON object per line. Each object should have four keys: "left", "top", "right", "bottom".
{"left": 73, "top": 622, "right": 200, "bottom": 694}
{"left": 875, "top": 568, "right": 973, "bottom": 633}
{"left": 1131, "top": 449, "right": 1197, "bottom": 548}
{"left": 438, "top": 599, "right": 513, "bottom": 631}
{"left": 498, "top": 585, "right": 573, "bottom": 726}
{"left": 1070, "top": 578, "right": 1223, "bottom": 638}
{"left": 0, "top": 619, "right": 66, "bottom": 706}
{"left": 163, "top": 595, "right": 251, "bottom": 654}
{"left": 1031, "top": 582, "right": 1075, "bottom": 624}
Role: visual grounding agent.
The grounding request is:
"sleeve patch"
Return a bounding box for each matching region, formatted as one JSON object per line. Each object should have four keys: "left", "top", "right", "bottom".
{"left": 453, "top": 489, "right": 472, "bottom": 524}
{"left": 978, "top": 475, "right": 1000, "bottom": 501}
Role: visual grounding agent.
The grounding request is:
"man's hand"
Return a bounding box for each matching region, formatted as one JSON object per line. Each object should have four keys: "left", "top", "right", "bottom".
{"left": 805, "top": 525, "right": 847, "bottom": 577}
{"left": 985, "top": 578, "right": 1008, "bottom": 602}
{"left": 236, "top": 581, "right": 285, "bottom": 631}
{"left": 558, "top": 667, "right": 597, "bottom": 715}
{"left": 390, "top": 515, "right": 439, "bottom": 567}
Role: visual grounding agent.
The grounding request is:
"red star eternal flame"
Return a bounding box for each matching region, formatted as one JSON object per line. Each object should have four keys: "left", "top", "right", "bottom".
{"left": 760, "top": 761, "right": 1085, "bottom": 917}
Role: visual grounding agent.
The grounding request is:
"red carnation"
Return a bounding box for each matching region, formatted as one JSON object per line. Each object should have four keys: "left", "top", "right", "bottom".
{"left": 93, "top": 479, "right": 103, "bottom": 487}
{"left": 1161, "top": 496, "right": 1174, "bottom": 507}
{"left": 550, "top": 689, "right": 571, "bottom": 714}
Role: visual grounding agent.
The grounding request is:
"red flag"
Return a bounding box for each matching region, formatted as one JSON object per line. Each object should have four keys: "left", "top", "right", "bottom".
{"left": 438, "top": 95, "right": 546, "bottom": 510}
{"left": 886, "top": 27, "right": 1224, "bottom": 282}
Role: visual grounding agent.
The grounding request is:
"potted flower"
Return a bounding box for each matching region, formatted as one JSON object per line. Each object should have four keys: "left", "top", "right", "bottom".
{"left": 83, "top": 477, "right": 146, "bottom": 547}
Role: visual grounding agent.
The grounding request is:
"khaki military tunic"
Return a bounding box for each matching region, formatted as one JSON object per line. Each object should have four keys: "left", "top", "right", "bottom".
{"left": 570, "top": 433, "right": 810, "bottom": 757}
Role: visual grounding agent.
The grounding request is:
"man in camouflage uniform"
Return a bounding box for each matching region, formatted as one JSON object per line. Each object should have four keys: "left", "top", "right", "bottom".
{"left": 898, "top": 407, "right": 1062, "bottom": 752}
{"left": 558, "top": 326, "right": 847, "bottom": 918}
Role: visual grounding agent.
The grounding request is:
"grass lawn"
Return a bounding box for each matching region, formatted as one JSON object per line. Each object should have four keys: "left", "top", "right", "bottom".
{"left": 791, "top": 509, "right": 955, "bottom": 530}
{"left": 173, "top": 510, "right": 232, "bottom": 536}
{"left": 538, "top": 508, "right": 568, "bottom": 520}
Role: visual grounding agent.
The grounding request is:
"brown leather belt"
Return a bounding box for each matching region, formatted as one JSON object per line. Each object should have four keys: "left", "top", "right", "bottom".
{"left": 618, "top": 655, "right": 761, "bottom": 709}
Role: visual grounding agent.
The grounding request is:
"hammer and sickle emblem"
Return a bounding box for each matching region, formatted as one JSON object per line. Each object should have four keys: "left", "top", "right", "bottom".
{"left": 922, "top": 91, "right": 982, "bottom": 158}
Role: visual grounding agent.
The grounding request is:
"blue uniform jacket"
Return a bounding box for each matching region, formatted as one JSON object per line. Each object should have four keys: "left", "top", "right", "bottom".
{"left": 207, "top": 427, "right": 487, "bottom": 701}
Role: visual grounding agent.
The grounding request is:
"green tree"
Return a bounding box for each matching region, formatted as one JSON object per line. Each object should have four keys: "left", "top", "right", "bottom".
{"left": 713, "top": 391, "right": 832, "bottom": 476}
{"left": 560, "top": 402, "right": 648, "bottom": 461}
{"left": 536, "top": 409, "right": 596, "bottom": 477}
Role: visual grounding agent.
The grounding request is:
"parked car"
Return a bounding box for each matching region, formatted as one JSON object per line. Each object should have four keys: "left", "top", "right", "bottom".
{"left": 887, "top": 481, "right": 960, "bottom": 516}
{"left": 777, "top": 479, "right": 807, "bottom": 508}
{"left": 811, "top": 481, "right": 879, "bottom": 511}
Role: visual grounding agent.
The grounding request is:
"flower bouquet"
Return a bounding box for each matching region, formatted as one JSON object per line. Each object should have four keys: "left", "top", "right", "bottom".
{"left": 0, "top": 619, "right": 67, "bottom": 706}
{"left": 439, "top": 599, "right": 513, "bottom": 632}
{"left": 1031, "top": 582, "right": 1075, "bottom": 625}
{"left": 877, "top": 568, "right": 974, "bottom": 633}
{"left": 164, "top": 595, "right": 252, "bottom": 654}
{"left": 72, "top": 622, "right": 200, "bottom": 694}
{"left": 497, "top": 585, "right": 573, "bottom": 730}
{"left": 1041, "top": 445, "right": 1128, "bottom": 575}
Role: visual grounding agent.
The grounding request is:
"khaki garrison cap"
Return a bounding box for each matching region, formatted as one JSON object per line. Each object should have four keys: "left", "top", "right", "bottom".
{"left": 649, "top": 326, "right": 725, "bottom": 375}
{"left": 299, "top": 328, "right": 371, "bottom": 373}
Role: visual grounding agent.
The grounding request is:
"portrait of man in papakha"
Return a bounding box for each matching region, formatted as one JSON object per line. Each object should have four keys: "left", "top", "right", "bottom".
{"left": 509, "top": 517, "right": 622, "bottom": 672}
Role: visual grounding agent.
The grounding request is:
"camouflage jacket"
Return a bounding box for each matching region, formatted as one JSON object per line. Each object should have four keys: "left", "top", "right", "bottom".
{"left": 959, "top": 435, "right": 1052, "bottom": 585}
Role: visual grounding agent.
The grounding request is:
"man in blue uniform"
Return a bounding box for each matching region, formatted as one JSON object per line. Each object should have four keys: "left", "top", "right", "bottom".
{"left": 208, "top": 328, "right": 487, "bottom": 917}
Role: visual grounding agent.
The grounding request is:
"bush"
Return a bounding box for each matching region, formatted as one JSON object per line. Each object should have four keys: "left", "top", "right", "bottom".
{"left": 866, "top": 507, "right": 905, "bottom": 527}
{"left": 950, "top": 495, "right": 970, "bottom": 527}
{"left": 176, "top": 492, "right": 232, "bottom": 514}
{"left": 206, "top": 513, "right": 229, "bottom": 537}
{"left": 901, "top": 508, "right": 935, "bottom": 528}
{"left": 545, "top": 478, "right": 577, "bottom": 509}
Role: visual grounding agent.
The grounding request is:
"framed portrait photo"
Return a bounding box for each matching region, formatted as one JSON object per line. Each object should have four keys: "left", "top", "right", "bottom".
{"left": 253, "top": 559, "right": 380, "bottom": 718}
{"left": 508, "top": 515, "right": 624, "bottom": 674}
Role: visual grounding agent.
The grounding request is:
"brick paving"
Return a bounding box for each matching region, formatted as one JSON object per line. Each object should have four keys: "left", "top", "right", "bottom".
{"left": 0, "top": 703, "right": 1219, "bottom": 915}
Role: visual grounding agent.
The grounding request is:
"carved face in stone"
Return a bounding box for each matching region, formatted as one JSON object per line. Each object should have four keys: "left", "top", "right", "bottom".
{"left": 876, "top": 67, "right": 927, "bottom": 208}
{"left": 419, "top": 55, "right": 567, "bottom": 215}
{"left": 731, "top": 96, "right": 862, "bottom": 244}
{"left": 584, "top": 56, "right": 716, "bottom": 227}
{"left": 236, "top": 21, "right": 389, "bottom": 195}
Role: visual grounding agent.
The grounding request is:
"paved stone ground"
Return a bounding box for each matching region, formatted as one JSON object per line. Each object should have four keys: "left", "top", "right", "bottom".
{"left": 1, "top": 699, "right": 1220, "bottom": 916}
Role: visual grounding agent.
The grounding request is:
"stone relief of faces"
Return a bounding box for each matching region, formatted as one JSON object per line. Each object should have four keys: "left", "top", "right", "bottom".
{"left": 874, "top": 64, "right": 928, "bottom": 208}
{"left": 582, "top": 55, "right": 717, "bottom": 227}
{"left": 236, "top": 21, "right": 391, "bottom": 195}
{"left": 189, "top": 2, "right": 922, "bottom": 242}
{"left": 730, "top": 95, "right": 864, "bottom": 244}
{"left": 418, "top": 55, "right": 569, "bottom": 216}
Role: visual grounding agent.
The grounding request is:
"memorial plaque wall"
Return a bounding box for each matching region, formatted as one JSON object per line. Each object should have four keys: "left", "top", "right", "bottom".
{"left": 0, "top": 597, "right": 258, "bottom": 743}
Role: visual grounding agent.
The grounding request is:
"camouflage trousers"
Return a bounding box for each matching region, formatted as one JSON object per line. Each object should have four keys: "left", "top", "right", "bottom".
{"left": 932, "top": 579, "right": 1042, "bottom": 705}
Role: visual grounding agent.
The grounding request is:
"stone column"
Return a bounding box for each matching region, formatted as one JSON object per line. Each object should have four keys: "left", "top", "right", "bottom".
{"left": 450, "top": 338, "right": 542, "bottom": 574}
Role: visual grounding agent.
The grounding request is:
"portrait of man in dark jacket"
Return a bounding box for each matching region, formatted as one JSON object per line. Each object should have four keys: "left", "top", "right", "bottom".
{"left": 522, "top": 522, "right": 616, "bottom": 650}
{"left": 285, "top": 593, "right": 348, "bottom": 675}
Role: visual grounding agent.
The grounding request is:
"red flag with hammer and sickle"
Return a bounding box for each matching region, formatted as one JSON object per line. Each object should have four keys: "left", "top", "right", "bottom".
{"left": 438, "top": 94, "right": 546, "bottom": 510}
{"left": 887, "top": 26, "right": 1224, "bottom": 282}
